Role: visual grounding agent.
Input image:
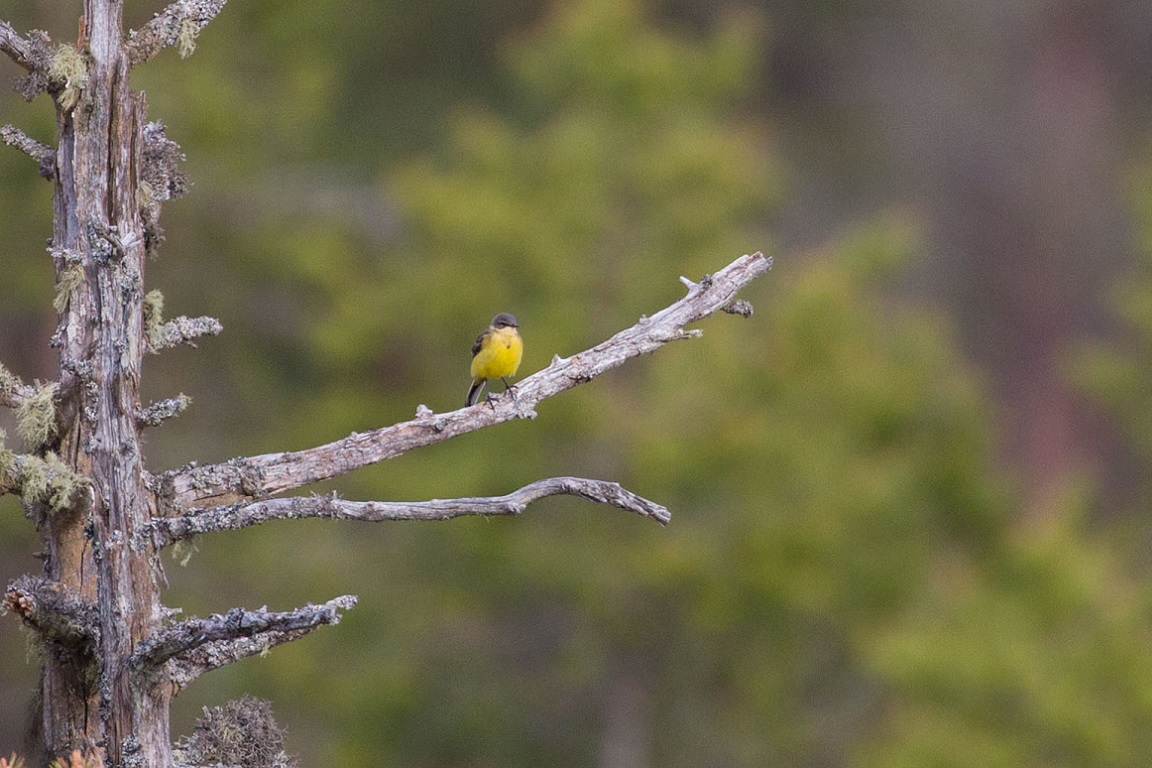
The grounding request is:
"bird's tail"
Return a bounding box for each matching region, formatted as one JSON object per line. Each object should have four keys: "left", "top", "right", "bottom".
{"left": 466, "top": 378, "right": 487, "bottom": 407}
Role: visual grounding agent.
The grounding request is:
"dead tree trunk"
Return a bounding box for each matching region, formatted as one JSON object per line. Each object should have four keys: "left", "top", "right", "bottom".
{"left": 1, "top": 3, "right": 770, "bottom": 765}
{"left": 3, "top": 2, "right": 227, "bottom": 762}
{"left": 16, "top": 1, "right": 167, "bottom": 763}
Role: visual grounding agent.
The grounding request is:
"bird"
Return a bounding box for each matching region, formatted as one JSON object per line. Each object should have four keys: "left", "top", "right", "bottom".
{"left": 466, "top": 312, "right": 523, "bottom": 407}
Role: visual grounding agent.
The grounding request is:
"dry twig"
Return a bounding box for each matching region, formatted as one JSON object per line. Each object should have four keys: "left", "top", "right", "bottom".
{"left": 0, "top": 20, "right": 36, "bottom": 71}
{"left": 148, "top": 477, "right": 670, "bottom": 547}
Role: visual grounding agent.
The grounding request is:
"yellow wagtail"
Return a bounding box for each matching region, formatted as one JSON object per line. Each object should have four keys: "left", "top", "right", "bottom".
{"left": 466, "top": 313, "right": 523, "bottom": 407}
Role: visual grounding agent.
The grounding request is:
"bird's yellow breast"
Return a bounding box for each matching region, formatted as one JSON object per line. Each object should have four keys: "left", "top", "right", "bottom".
{"left": 471, "top": 326, "right": 523, "bottom": 380}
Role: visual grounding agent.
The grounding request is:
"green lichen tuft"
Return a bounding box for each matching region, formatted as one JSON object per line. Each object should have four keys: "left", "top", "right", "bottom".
{"left": 144, "top": 289, "right": 165, "bottom": 349}
{"left": 16, "top": 453, "right": 90, "bottom": 515}
{"left": 19, "top": 457, "right": 49, "bottom": 507}
{"left": 0, "top": 430, "right": 13, "bottom": 481}
{"left": 0, "top": 362, "right": 19, "bottom": 394}
{"left": 43, "top": 453, "right": 85, "bottom": 513}
{"left": 138, "top": 179, "right": 155, "bottom": 210}
{"left": 173, "top": 538, "right": 198, "bottom": 566}
{"left": 15, "top": 382, "right": 59, "bottom": 448}
{"left": 0, "top": 430, "right": 13, "bottom": 490}
{"left": 47, "top": 44, "right": 88, "bottom": 111}
{"left": 53, "top": 263, "right": 84, "bottom": 313}
{"left": 178, "top": 18, "right": 199, "bottom": 59}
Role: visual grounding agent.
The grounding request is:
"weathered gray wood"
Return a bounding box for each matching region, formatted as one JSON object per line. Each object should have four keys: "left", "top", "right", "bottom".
{"left": 0, "top": 124, "right": 55, "bottom": 176}
{"left": 147, "top": 477, "right": 671, "bottom": 547}
{"left": 0, "top": 20, "right": 36, "bottom": 70}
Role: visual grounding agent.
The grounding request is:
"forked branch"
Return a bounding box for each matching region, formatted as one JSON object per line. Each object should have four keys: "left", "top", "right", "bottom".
{"left": 147, "top": 477, "right": 670, "bottom": 548}
{"left": 158, "top": 251, "right": 771, "bottom": 512}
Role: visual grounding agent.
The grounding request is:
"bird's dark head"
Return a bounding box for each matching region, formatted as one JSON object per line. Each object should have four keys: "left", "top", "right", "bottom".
{"left": 492, "top": 313, "right": 518, "bottom": 329}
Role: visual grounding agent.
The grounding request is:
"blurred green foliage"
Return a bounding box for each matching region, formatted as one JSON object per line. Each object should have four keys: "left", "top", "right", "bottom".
{"left": 148, "top": 0, "right": 1015, "bottom": 763}
{"left": 1072, "top": 164, "right": 1152, "bottom": 470}
{"left": 861, "top": 495, "right": 1152, "bottom": 768}
{"left": 3, "top": 0, "right": 1152, "bottom": 766}
{"left": 868, "top": 157, "right": 1152, "bottom": 768}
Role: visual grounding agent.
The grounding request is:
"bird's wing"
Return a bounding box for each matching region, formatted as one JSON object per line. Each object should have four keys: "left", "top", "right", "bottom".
{"left": 471, "top": 329, "right": 487, "bottom": 359}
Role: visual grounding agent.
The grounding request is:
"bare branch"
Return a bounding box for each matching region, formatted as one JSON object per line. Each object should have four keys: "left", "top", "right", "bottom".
{"left": 127, "top": 0, "right": 228, "bottom": 65}
{"left": 148, "top": 315, "right": 223, "bottom": 352}
{"left": 1, "top": 124, "right": 55, "bottom": 177}
{"left": 147, "top": 477, "right": 669, "bottom": 547}
{"left": 131, "top": 595, "right": 357, "bottom": 676}
{"left": 0, "top": 20, "right": 36, "bottom": 71}
{"left": 143, "top": 291, "right": 221, "bottom": 352}
{"left": 159, "top": 252, "right": 771, "bottom": 511}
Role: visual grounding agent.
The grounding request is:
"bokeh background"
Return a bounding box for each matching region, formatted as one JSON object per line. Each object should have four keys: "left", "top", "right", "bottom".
{"left": 4, "top": 0, "right": 1152, "bottom": 764}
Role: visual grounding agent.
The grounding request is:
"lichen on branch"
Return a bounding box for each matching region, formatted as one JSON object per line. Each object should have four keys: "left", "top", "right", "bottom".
{"left": 15, "top": 381, "right": 59, "bottom": 448}
{"left": 139, "top": 394, "right": 192, "bottom": 427}
{"left": 46, "top": 44, "right": 88, "bottom": 111}
{"left": 127, "top": 0, "right": 229, "bottom": 65}
{"left": 11, "top": 452, "right": 91, "bottom": 514}
{"left": 143, "top": 290, "right": 223, "bottom": 352}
